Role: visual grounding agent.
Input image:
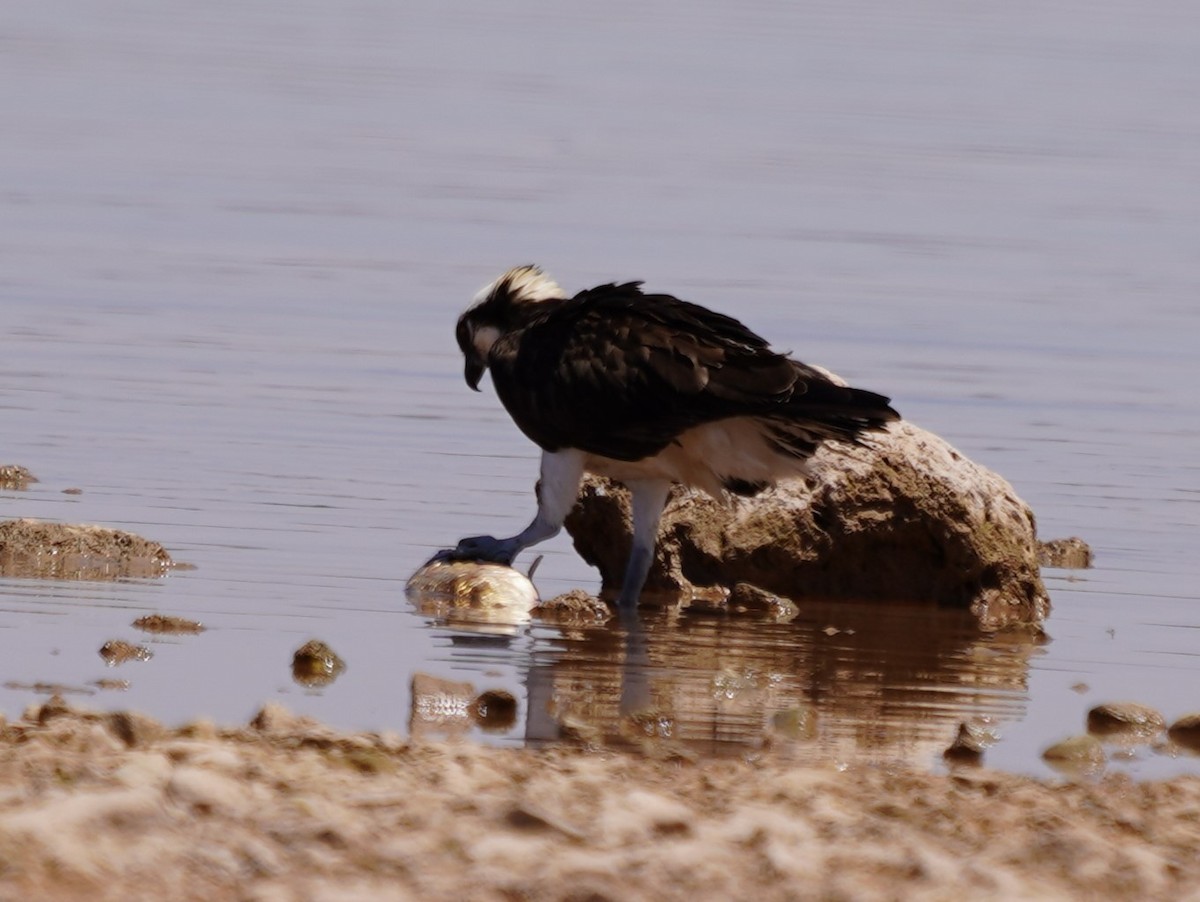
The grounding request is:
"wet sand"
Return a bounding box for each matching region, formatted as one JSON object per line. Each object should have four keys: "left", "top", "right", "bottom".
{"left": 2, "top": 697, "right": 1197, "bottom": 901}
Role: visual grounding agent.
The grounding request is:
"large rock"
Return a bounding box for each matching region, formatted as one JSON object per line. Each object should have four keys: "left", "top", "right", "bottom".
{"left": 563, "top": 420, "right": 1049, "bottom": 629}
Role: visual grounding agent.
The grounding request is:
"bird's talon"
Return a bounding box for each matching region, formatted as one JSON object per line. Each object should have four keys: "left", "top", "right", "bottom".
{"left": 428, "top": 536, "right": 518, "bottom": 567}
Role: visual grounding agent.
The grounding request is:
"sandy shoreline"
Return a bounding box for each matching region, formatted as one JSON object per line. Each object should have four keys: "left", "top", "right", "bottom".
{"left": 1, "top": 497, "right": 1195, "bottom": 898}
{"left": 1, "top": 697, "right": 1197, "bottom": 901}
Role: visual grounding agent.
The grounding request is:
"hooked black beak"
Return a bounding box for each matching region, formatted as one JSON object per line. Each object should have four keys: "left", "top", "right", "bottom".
{"left": 464, "top": 355, "right": 485, "bottom": 391}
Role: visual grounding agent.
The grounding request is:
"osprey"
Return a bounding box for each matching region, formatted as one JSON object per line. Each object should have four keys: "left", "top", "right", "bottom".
{"left": 442, "top": 265, "right": 899, "bottom": 609}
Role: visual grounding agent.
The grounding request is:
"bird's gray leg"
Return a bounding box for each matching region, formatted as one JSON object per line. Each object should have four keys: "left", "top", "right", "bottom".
{"left": 618, "top": 604, "right": 652, "bottom": 714}
{"left": 615, "top": 479, "right": 671, "bottom": 608}
{"left": 444, "top": 449, "right": 585, "bottom": 565}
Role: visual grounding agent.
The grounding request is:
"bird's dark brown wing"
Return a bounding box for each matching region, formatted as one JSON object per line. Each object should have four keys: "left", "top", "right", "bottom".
{"left": 487, "top": 282, "right": 896, "bottom": 461}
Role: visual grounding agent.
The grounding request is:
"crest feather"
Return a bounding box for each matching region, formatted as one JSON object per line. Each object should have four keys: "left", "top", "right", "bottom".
{"left": 473, "top": 265, "right": 566, "bottom": 307}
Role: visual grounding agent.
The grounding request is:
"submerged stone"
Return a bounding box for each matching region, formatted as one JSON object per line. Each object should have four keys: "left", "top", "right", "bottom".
{"left": 727, "top": 583, "right": 800, "bottom": 622}
{"left": 292, "top": 640, "right": 346, "bottom": 688}
{"left": 1042, "top": 735, "right": 1106, "bottom": 772}
{"left": 532, "top": 588, "right": 611, "bottom": 624}
{"left": 99, "top": 640, "right": 153, "bottom": 666}
{"left": 1167, "top": 713, "right": 1200, "bottom": 752}
{"left": 0, "top": 465, "right": 37, "bottom": 490}
{"left": 943, "top": 720, "right": 999, "bottom": 765}
{"left": 1086, "top": 702, "right": 1165, "bottom": 741}
{"left": 1037, "top": 536, "right": 1094, "bottom": 569}
{"left": 472, "top": 690, "right": 519, "bottom": 732}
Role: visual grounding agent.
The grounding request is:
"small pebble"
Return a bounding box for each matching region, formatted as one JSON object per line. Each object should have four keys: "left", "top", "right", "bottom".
{"left": 532, "top": 589, "right": 610, "bottom": 624}
{"left": 292, "top": 639, "right": 346, "bottom": 688}
{"left": 943, "top": 720, "right": 997, "bottom": 764}
{"left": 99, "top": 640, "right": 153, "bottom": 666}
{"left": 1037, "top": 537, "right": 1093, "bottom": 569}
{"left": 472, "top": 690, "right": 518, "bottom": 732}
{"left": 1042, "top": 735, "right": 1105, "bottom": 771}
{"left": 726, "top": 583, "right": 800, "bottom": 622}
{"left": 1167, "top": 713, "right": 1200, "bottom": 753}
{"left": 1086, "top": 702, "right": 1165, "bottom": 740}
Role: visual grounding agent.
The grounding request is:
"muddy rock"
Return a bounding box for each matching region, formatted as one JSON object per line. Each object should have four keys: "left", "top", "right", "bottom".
{"left": 472, "top": 690, "right": 519, "bottom": 732}
{"left": 533, "top": 588, "right": 611, "bottom": 624}
{"left": 565, "top": 420, "right": 1049, "bottom": 629}
{"left": 1167, "top": 714, "right": 1200, "bottom": 752}
{"left": 0, "top": 518, "right": 174, "bottom": 579}
{"left": 943, "top": 720, "right": 999, "bottom": 765}
{"left": 1043, "top": 735, "right": 1106, "bottom": 772}
{"left": 0, "top": 465, "right": 37, "bottom": 490}
{"left": 98, "top": 640, "right": 153, "bottom": 666}
{"left": 291, "top": 639, "right": 346, "bottom": 688}
{"left": 727, "top": 582, "right": 800, "bottom": 622}
{"left": 1087, "top": 703, "right": 1166, "bottom": 741}
{"left": 1038, "top": 536, "right": 1094, "bottom": 569}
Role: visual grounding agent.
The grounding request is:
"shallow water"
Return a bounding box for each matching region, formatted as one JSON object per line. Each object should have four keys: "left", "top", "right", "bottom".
{"left": 2, "top": 1, "right": 1198, "bottom": 778}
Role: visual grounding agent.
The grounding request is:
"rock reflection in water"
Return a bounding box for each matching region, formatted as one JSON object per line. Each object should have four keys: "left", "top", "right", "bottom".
{"left": 524, "top": 602, "right": 1040, "bottom": 766}
{"left": 407, "top": 561, "right": 1040, "bottom": 766}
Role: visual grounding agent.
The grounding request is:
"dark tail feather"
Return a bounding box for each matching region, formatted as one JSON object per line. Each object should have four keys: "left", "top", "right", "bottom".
{"left": 825, "top": 386, "right": 900, "bottom": 433}
{"left": 771, "top": 383, "right": 900, "bottom": 453}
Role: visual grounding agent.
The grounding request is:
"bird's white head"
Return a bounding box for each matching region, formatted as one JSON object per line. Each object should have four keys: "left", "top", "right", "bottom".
{"left": 456, "top": 265, "right": 566, "bottom": 391}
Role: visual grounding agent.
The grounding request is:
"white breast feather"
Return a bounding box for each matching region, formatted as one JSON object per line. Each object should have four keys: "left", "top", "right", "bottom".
{"left": 583, "top": 417, "right": 810, "bottom": 498}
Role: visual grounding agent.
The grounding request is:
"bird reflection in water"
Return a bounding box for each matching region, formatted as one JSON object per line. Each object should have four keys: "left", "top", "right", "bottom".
{"left": 531, "top": 601, "right": 1039, "bottom": 766}
{"left": 407, "top": 563, "right": 1040, "bottom": 767}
